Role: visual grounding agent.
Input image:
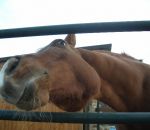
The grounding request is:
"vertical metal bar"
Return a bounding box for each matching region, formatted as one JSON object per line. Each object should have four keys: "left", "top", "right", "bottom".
{"left": 96, "top": 101, "right": 100, "bottom": 130}
{"left": 83, "top": 103, "right": 90, "bottom": 130}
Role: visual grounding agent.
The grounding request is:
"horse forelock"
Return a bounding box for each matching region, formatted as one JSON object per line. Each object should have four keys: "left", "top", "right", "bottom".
{"left": 38, "top": 39, "right": 66, "bottom": 53}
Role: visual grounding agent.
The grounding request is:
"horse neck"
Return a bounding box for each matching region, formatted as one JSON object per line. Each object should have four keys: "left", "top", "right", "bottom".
{"left": 77, "top": 48, "right": 143, "bottom": 112}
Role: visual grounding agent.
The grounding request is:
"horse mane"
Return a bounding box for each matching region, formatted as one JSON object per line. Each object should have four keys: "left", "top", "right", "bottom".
{"left": 97, "top": 50, "right": 141, "bottom": 62}
{"left": 121, "top": 53, "right": 143, "bottom": 62}
{"left": 121, "top": 53, "right": 137, "bottom": 60}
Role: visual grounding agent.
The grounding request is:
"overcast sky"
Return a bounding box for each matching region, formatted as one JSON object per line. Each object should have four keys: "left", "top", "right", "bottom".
{"left": 0, "top": 0, "right": 150, "bottom": 63}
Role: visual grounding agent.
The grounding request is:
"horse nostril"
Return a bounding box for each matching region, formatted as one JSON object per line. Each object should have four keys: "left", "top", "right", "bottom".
{"left": 43, "top": 70, "right": 48, "bottom": 75}
{"left": 6, "top": 57, "right": 20, "bottom": 74}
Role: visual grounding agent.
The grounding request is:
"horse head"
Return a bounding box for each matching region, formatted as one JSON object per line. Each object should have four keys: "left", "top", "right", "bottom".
{"left": 0, "top": 34, "right": 100, "bottom": 111}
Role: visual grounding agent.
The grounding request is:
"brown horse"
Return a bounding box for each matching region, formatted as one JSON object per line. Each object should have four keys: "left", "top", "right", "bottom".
{"left": 0, "top": 34, "right": 150, "bottom": 130}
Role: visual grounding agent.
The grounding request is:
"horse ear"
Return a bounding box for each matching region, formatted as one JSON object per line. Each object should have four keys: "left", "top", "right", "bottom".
{"left": 64, "top": 34, "right": 76, "bottom": 47}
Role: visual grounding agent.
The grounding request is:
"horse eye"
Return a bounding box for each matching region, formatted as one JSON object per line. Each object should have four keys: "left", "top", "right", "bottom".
{"left": 57, "top": 40, "right": 65, "bottom": 46}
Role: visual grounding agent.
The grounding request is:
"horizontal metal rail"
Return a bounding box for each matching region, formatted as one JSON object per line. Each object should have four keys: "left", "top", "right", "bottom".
{"left": 0, "top": 110, "right": 150, "bottom": 124}
{"left": 0, "top": 21, "right": 150, "bottom": 39}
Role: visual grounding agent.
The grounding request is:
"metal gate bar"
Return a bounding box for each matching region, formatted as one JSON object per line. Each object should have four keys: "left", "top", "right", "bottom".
{"left": 0, "top": 110, "right": 150, "bottom": 124}
{"left": 0, "top": 21, "right": 150, "bottom": 39}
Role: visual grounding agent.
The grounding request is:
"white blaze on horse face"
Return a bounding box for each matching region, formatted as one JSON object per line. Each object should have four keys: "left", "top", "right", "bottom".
{"left": 0, "top": 69, "right": 4, "bottom": 99}
{"left": 0, "top": 70, "right": 4, "bottom": 90}
{"left": 0, "top": 60, "right": 11, "bottom": 98}
{"left": 0, "top": 58, "right": 18, "bottom": 98}
{"left": 0, "top": 60, "right": 10, "bottom": 89}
